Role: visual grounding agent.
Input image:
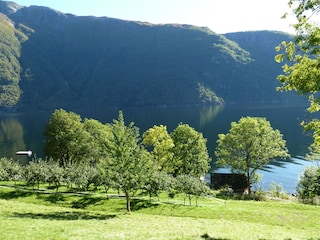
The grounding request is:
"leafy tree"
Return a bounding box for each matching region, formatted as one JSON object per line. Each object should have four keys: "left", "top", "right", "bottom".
{"left": 44, "top": 109, "right": 91, "bottom": 167}
{"left": 24, "top": 159, "right": 48, "bottom": 190}
{"left": 83, "top": 118, "right": 112, "bottom": 164}
{"left": 82, "top": 119, "right": 115, "bottom": 194}
{"left": 45, "top": 159, "right": 64, "bottom": 192}
{"left": 97, "top": 167, "right": 114, "bottom": 198}
{"left": 144, "top": 171, "right": 175, "bottom": 201}
{"left": 65, "top": 164, "right": 99, "bottom": 191}
{"left": 82, "top": 164, "right": 102, "bottom": 191}
{"left": 142, "top": 125, "right": 174, "bottom": 172}
{"left": 275, "top": 0, "right": 320, "bottom": 156}
{"left": 215, "top": 117, "right": 290, "bottom": 194}
{"left": 0, "top": 157, "right": 23, "bottom": 184}
{"left": 171, "top": 123, "right": 211, "bottom": 178}
{"left": 101, "top": 111, "right": 152, "bottom": 212}
{"left": 175, "top": 174, "right": 210, "bottom": 206}
{"left": 297, "top": 166, "right": 320, "bottom": 204}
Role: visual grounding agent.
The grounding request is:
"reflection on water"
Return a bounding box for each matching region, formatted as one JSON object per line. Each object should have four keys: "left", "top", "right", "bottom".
{"left": 0, "top": 112, "right": 50, "bottom": 164}
{"left": 0, "top": 117, "right": 26, "bottom": 163}
{"left": 199, "top": 105, "right": 224, "bottom": 127}
{"left": 0, "top": 102, "right": 316, "bottom": 192}
{"left": 257, "top": 157, "right": 319, "bottom": 193}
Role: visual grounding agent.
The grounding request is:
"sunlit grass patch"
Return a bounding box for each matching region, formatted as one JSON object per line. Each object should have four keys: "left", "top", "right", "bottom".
{"left": 0, "top": 185, "right": 320, "bottom": 239}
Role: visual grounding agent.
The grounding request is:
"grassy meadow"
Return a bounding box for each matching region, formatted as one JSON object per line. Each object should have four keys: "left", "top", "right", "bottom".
{"left": 0, "top": 184, "right": 319, "bottom": 240}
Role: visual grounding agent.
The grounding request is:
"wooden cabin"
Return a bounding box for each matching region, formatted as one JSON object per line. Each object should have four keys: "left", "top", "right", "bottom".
{"left": 210, "top": 173, "right": 247, "bottom": 193}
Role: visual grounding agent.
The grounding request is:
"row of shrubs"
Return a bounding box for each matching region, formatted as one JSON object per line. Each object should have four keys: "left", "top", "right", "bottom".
{"left": 0, "top": 157, "right": 210, "bottom": 206}
{"left": 215, "top": 182, "right": 291, "bottom": 202}
{"left": 1, "top": 157, "right": 319, "bottom": 205}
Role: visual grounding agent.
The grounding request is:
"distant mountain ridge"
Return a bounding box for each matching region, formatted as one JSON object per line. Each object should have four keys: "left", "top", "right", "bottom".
{"left": 0, "top": 1, "right": 297, "bottom": 112}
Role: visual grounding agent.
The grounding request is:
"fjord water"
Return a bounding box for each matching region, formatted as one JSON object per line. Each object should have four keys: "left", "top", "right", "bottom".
{"left": 0, "top": 102, "right": 316, "bottom": 193}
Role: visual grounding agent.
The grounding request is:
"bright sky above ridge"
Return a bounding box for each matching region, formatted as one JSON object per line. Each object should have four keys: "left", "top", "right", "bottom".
{"left": 12, "top": 0, "right": 297, "bottom": 34}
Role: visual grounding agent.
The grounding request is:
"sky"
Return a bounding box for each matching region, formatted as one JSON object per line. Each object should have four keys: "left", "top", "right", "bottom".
{"left": 11, "top": 0, "right": 297, "bottom": 34}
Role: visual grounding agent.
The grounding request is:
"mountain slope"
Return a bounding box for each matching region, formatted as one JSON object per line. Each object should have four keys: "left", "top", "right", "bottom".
{"left": 0, "top": 1, "right": 297, "bottom": 111}
{"left": 0, "top": 11, "right": 23, "bottom": 109}
{"left": 224, "top": 31, "right": 295, "bottom": 102}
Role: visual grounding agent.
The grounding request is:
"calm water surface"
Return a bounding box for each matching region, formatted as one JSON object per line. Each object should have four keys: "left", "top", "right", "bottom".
{"left": 0, "top": 102, "right": 317, "bottom": 193}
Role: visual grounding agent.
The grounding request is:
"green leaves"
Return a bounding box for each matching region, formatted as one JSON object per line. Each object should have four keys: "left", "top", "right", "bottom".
{"left": 275, "top": 53, "right": 284, "bottom": 63}
{"left": 142, "top": 125, "right": 174, "bottom": 171}
{"left": 171, "top": 123, "right": 211, "bottom": 178}
{"left": 44, "top": 109, "right": 92, "bottom": 167}
{"left": 83, "top": 118, "right": 112, "bottom": 163}
{"left": 276, "top": 0, "right": 320, "bottom": 157}
{"left": 143, "top": 123, "right": 212, "bottom": 178}
{"left": 215, "top": 117, "right": 290, "bottom": 193}
{"left": 101, "top": 111, "right": 153, "bottom": 211}
{"left": 43, "top": 109, "right": 213, "bottom": 211}
{"left": 175, "top": 174, "right": 210, "bottom": 205}
{"left": 297, "top": 165, "right": 320, "bottom": 203}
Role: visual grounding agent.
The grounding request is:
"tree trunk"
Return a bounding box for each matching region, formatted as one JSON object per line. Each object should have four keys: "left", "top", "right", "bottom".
{"left": 246, "top": 171, "right": 251, "bottom": 194}
{"left": 104, "top": 185, "right": 109, "bottom": 199}
{"left": 125, "top": 191, "right": 131, "bottom": 212}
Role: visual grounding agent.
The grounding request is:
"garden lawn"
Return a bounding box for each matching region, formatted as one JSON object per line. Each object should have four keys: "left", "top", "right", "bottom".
{"left": 0, "top": 186, "right": 319, "bottom": 239}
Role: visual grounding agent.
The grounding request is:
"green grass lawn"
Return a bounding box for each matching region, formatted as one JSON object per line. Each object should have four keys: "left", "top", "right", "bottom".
{"left": 0, "top": 185, "right": 319, "bottom": 240}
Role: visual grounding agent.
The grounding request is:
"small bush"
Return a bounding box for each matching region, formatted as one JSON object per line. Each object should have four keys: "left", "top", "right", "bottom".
{"left": 223, "top": 188, "right": 267, "bottom": 201}
{"left": 269, "top": 182, "right": 290, "bottom": 200}
{"left": 218, "top": 184, "right": 234, "bottom": 196}
{"left": 0, "top": 158, "right": 23, "bottom": 183}
{"left": 297, "top": 166, "right": 320, "bottom": 204}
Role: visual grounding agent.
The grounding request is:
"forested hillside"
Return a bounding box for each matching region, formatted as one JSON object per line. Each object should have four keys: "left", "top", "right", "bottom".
{"left": 0, "top": 4, "right": 25, "bottom": 109}
{"left": 0, "top": 1, "right": 297, "bottom": 112}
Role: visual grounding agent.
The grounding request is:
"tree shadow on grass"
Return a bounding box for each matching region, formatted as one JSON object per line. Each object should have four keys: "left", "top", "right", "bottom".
{"left": 12, "top": 211, "right": 116, "bottom": 220}
{"left": 71, "top": 196, "right": 105, "bottom": 209}
{"left": 0, "top": 190, "right": 34, "bottom": 200}
{"left": 43, "top": 193, "right": 66, "bottom": 203}
{"left": 201, "top": 233, "right": 229, "bottom": 240}
{"left": 131, "top": 198, "right": 159, "bottom": 211}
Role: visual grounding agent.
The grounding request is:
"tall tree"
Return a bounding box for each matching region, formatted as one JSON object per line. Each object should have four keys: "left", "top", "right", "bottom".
{"left": 83, "top": 118, "right": 112, "bottom": 164}
{"left": 101, "top": 111, "right": 152, "bottom": 212}
{"left": 215, "top": 117, "right": 290, "bottom": 194}
{"left": 142, "top": 125, "right": 174, "bottom": 172}
{"left": 171, "top": 123, "right": 211, "bottom": 178}
{"left": 44, "top": 109, "right": 91, "bottom": 167}
{"left": 275, "top": 0, "right": 320, "bottom": 156}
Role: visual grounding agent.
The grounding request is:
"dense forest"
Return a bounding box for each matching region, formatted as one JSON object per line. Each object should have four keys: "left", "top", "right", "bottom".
{"left": 0, "top": 1, "right": 298, "bottom": 112}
